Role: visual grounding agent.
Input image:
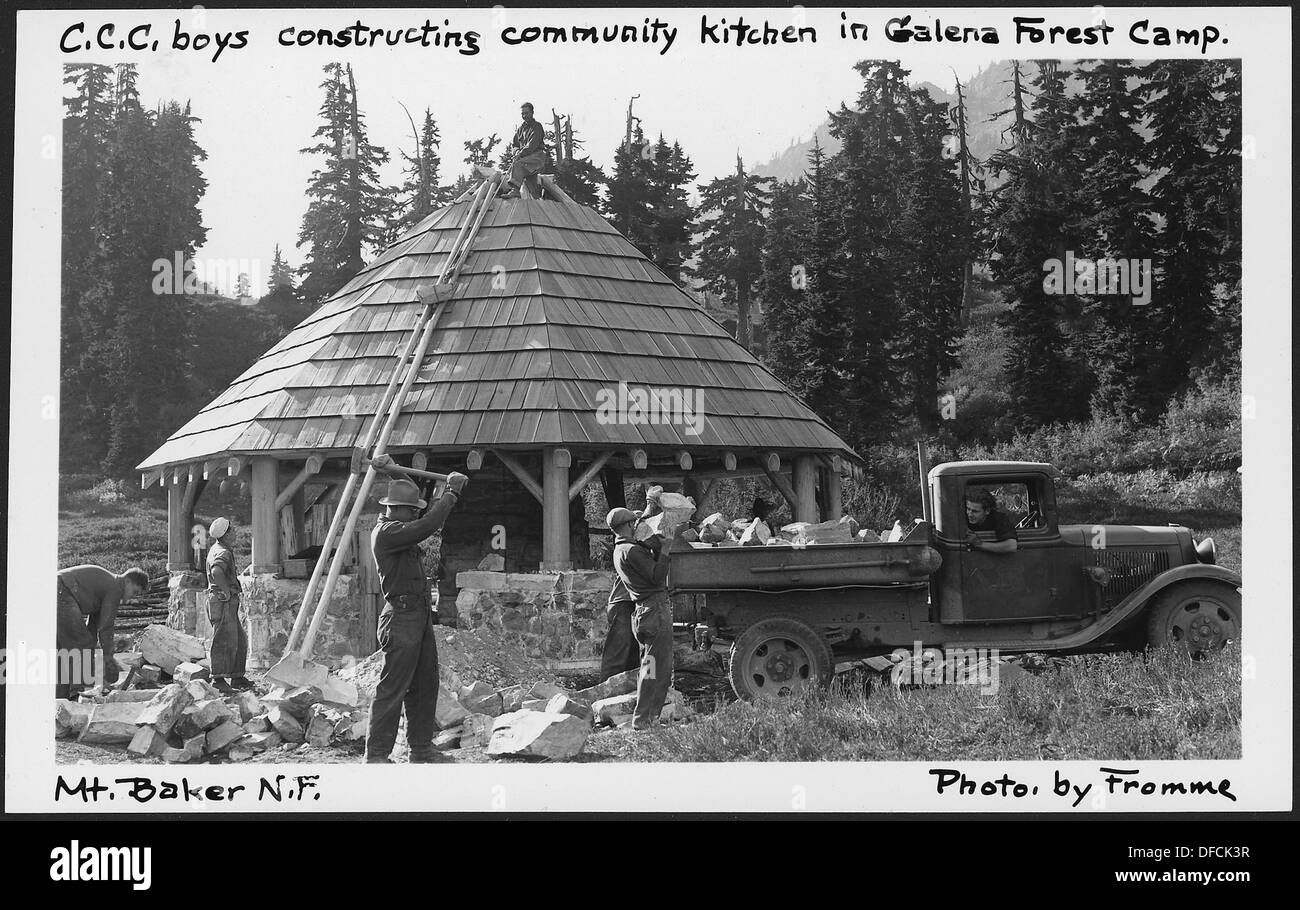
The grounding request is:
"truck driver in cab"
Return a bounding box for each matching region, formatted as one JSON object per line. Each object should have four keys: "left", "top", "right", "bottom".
{"left": 964, "top": 489, "right": 1018, "bottom": 555}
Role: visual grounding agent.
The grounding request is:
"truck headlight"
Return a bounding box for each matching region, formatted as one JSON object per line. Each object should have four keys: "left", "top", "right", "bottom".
{"left": 1194, "top": 537, "right": 1217, "bottom": 565}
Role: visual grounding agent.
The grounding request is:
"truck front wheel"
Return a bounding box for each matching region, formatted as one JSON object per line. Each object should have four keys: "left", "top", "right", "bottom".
{"left": 729, "top": 616, "right": 833, "bottom": 700}
{"left": 1146, "top": 581, "right": 1241, "bottom": 657}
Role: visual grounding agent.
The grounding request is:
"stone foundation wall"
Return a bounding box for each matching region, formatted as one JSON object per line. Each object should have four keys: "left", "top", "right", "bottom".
{"left": 454, "top": 570, "right": 613, "bottom": 661}
{"left": 167, "top": 571, "right": 367, "bottom": 670}
{"left": 435, "top": 463, "right": 591, "bottom": 603}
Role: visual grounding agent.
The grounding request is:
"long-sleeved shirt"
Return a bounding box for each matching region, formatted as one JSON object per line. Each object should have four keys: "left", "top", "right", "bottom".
{"left": 610, "top": 537, "right": 671, "bottom": 604}
{"left": 207, "top": 542, "right": 239, "bottom": 599}
{"left": 372, "top": 493, "right": 459, "bottom": 605}
{"left": 512, "top": 118, "right": 546, "bottom": 156}
{"left": 57, "top": 565, "right": 127, "bottom": 653}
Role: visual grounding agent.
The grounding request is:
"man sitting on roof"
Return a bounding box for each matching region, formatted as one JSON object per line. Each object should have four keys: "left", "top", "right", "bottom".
{"left": 499, "top": 102, "right": 547, "bottom": 199}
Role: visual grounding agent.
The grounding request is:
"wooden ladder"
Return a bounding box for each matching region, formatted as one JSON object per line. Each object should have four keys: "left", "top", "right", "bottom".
{"left": 281, "top": 174, "right": 502, "bottom": 661}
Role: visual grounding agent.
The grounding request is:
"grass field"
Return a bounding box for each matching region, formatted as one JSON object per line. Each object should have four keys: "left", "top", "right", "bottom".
{"left": 616, "top": 645, "right": 1242, "bottom": 762}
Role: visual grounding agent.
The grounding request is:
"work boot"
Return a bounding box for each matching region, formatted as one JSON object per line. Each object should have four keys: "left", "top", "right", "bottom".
{"left": 230, "top": 676, "right": 255, "bottom": 691}
{"left": 408, "top": 747, "right": 442, "bottom": 764}
{"left": 363, "top": 754, "right": 393, "bottom": 764}
{"left": 210, "top": 677, "right": 235, "bottom": 695}
{"left": 498, "top": 185, "right": 521, "bottom": 200}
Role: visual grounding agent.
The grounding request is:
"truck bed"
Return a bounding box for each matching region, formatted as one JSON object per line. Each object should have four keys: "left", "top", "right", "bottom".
{"left": 669, "top": 539, "right": 943, "bottom": 591}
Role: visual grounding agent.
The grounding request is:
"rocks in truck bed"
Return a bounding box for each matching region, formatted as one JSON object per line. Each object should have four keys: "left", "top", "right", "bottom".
{"left": 780, "top": 518, "right": 853, "bottom": 545}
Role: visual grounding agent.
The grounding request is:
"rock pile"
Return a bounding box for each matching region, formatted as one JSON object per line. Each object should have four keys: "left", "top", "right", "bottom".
{"left": 57, "top": 676, "right": 366, "bottom": 763}
{"left": 684, "top": 511, "right": 918, "bottom": 548}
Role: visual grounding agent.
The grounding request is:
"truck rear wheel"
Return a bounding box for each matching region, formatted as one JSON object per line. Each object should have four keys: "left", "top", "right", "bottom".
{"left": 729, "top": 616, "right": 833, "bottom": 701}
{"left": 1146, "top": 581, "right": 1241, "bottom": 657}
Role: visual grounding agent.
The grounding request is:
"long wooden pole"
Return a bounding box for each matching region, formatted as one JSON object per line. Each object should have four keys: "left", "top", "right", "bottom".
{"left": 293, "top": 176, "right": 499, "bottom": 659}
{"left": 283, "top": 179, "right": 492, "bottom": 658}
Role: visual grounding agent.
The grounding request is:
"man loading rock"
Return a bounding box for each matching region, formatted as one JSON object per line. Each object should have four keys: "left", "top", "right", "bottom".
{"left": 55, "top": 564, "right": 149, "bottom": 697}
{"left": 606, "top": 502, "right": 684, "bottom": 731}
{"left": 599, "top": 487, "right": 663, "bottom": 683}
{"left": 365, "top": 473, "right": 469, "bottom": 764}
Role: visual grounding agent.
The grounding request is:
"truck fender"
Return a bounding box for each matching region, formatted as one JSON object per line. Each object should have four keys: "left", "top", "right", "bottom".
{"left": 1107, "top": 564, "right": 1242, "bottom": 630}
{"left": 953, "top": 564, "right": 1241, "bottom": 653}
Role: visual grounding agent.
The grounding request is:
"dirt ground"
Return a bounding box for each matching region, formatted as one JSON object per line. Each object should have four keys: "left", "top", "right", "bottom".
{"left": 55, "top": 621, "right": 714, "bottom": 765}
{"left": 57, "top": 722, "right": 658, "bottom": 765}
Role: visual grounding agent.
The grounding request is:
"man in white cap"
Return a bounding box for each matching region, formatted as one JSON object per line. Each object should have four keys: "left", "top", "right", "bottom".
{"left": 365, "top": 472, "right": 469, "bottom": 764}
{"left": 605, "top": 498, "right": 684, "bottom": 730}
{"left": 205, "top": 517, "right": 250, "bottom": 693}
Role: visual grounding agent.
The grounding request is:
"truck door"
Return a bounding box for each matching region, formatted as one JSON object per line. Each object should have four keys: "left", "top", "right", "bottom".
{"left": 951, "top": 478, "right": 1072, "bottom": 623}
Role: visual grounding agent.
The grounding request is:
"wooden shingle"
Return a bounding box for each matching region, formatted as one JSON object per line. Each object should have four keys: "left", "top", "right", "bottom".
{"left": 138, "top": 194, "right": 859, "bottom": 472}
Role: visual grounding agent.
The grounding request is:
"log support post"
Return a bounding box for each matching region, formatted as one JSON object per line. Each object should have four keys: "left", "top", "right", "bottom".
{"left": 792, "top": 455, "right": 819, "bottom": 523}
{"left": 825, "top": 466, "right": 843, "bottom": 521}
{"left": 250, "top": 456, "right": 281, "bottom": 574}
{"left": 541, "top": 448, "right": 572, "bottom": 571}
{"left": 601, "top": 464, "right": 626, "bottom": 510}
{"left": 166, "top": 478, "right": 190, "bottom": 572}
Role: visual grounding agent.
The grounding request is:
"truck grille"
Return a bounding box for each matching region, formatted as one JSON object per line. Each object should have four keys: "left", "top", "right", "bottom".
{"left": 1091, "top": 549, "right": 1170, "bottom": 607}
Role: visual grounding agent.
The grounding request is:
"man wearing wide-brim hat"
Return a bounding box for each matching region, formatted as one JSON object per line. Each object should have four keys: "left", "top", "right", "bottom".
{"left": 365, "top": 471, "right": 469, "bottom": 764}
{"left": 205, "top": 517, "right": 251, "bottom": 694}
{"left": 604, "top": 493, "right": 686, "bottom": 731}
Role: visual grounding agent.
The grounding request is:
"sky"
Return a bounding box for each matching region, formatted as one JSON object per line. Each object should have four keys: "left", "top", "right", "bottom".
{"left": 108, "top": 7, "right": 1005, "bottom": 296}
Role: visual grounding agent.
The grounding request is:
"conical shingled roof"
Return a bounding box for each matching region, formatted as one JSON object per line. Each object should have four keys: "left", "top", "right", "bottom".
{"left": 138, "top": 196, "right": 860, "bottom": 471}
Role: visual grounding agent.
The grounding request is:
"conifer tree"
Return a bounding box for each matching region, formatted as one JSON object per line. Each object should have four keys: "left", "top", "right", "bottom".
{"left": 1073, "top": 59, "right": 1160, "bottom": 420}
{"left": 297, "top": 64, "right": 392, "bottom": 305}
{"left": 756, "top": 178, "right": 812, "bottom": 394}
{"left": 60, "top": 63, "right": 114, "bottom": 469}
{"left": 696, "top": 155, "right": 772, "bottom": 348}
{"left": 394, "top": 105, "right": 446, "bottom": 232}
{"left": 983, "top": 61, "right": 1091, "bottom": 432}
{"left": 894, "top": 84, "right": 966, "bottom": 431}
{"left": 548, "top": 113, "right": 606, "bottom": 207}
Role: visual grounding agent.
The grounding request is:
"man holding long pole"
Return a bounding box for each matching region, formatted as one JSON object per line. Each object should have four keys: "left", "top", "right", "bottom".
{"left": 364, "top": 472, "right": 469, "bottom": 764}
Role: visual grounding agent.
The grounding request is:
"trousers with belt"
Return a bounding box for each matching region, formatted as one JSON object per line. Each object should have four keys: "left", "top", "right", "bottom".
{"left": 207, "top": 593, "right": 247, "bottom": 677}
{"left": 631, "top": 592, "right": 674, "bottom": 726}
{"left": 55, "top": 580, "right": 96, "bottom": 698}
{"left": 366, "top": 596, "right": 439, "bottom": 758}
{"left": 600, "top": 600, "right": 642, "bottom": 682}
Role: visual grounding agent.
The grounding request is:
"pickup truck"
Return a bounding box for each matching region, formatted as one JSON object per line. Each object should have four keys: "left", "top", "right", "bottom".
{"left": 669, "top": 461, "right": 1240, "bottom": 700}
